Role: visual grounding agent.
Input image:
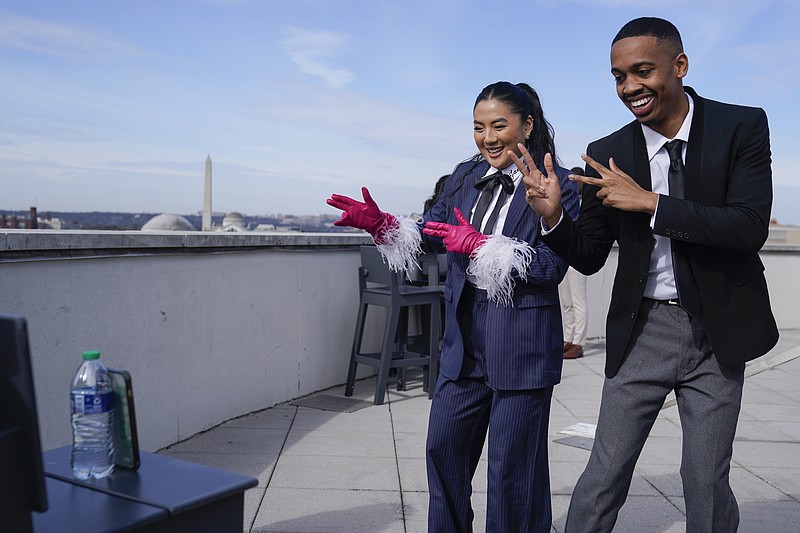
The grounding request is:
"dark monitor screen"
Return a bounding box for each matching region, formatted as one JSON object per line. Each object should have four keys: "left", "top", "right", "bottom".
{"left": 0, "top": 313, "right": 48, "bottom": 519}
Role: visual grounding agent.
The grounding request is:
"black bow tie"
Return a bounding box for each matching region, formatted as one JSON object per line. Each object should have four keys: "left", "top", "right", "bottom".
{"left": 474, "top": 171, "right": 514, "bottom": 195}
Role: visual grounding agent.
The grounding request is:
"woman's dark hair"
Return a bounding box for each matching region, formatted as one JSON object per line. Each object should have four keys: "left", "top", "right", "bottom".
{"left": 474, "top": 81, "right": 558, "bottom": 163}
{"left": 423, "top": 174, "right": 450, "bottom": 213}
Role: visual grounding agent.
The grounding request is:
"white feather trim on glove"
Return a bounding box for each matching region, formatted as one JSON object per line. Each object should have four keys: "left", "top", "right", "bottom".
{"left": 376, "top": 215, "right": 423, "bottom": 272}
{"left": 467, "top": 235, "right": 534, "bottom": 306}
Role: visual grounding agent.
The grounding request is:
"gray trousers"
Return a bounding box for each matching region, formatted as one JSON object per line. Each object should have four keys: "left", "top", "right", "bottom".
{"left": 565, "top": 299, "right": 745, "bottom": 533}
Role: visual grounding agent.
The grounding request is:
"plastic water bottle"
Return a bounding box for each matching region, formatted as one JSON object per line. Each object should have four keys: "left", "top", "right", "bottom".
{"left": 70, "top": 350, "right": 114, "bottom": 479}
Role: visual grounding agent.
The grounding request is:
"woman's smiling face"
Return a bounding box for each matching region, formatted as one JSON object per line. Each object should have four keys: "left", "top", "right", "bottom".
{"left": 473, "top": 98, "right": 532, "bottom": 170}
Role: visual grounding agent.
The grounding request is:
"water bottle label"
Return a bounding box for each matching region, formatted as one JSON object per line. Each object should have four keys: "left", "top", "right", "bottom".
{"left": 71, "top": 390, "right": 113, "bottom": 415}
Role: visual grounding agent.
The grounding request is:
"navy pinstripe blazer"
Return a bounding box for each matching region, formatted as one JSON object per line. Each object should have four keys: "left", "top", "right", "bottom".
{"left": 422, "top": 157, "right": 580, "bottom": 390}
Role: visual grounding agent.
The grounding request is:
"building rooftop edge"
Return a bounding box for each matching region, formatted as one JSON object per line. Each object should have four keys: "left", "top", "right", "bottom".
{"left": 2, "top": 229, "right": 799, "bottom": 256}
{"left": 0, "top": 229, "right": 373, "bottom": 255}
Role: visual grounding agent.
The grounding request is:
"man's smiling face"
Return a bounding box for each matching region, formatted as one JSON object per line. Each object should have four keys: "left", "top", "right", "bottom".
{"left": 610, "top": 35, "right": 688, "bottom": 138}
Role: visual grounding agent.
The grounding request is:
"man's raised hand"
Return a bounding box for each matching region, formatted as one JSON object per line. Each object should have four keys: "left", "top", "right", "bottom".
{"left": 575, "top": 155, "right": 658, "bottom": 214}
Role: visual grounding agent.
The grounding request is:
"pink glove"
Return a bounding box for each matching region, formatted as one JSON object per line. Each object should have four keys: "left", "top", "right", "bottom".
{"left": 423, "top": 207, "right": 488, "bottom": 256}
{"left": 327, "top": 187, "right": 396, "bottom": 243}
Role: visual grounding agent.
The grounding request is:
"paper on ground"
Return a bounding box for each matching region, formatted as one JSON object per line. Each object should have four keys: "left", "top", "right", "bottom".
{"left": 557, "top": 423, "right": 597, "bottom": 439}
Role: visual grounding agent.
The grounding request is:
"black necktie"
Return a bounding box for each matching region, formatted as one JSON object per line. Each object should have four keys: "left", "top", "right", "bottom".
{"left": 665, "top": 140, "right": 701, "bottom": 318}
{"left": 472, "top": 171, "right": 514, "bottom": 234}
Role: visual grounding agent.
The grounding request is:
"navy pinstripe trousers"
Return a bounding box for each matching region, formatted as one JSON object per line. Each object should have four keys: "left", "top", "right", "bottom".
{"left": 426, "top": 286, "right": 554, "bottom": 532}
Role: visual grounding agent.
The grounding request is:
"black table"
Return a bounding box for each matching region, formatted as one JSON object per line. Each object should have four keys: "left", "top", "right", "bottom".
{"left": 32, "top": 476, "right": 168, "bottom": 533}
{"left": 33, "top": 446, "right": 257, "bottom": 532}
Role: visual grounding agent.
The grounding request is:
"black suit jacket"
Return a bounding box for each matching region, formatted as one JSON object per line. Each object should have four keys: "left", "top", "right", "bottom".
{"left": 542, "top": 87, "right": 779, "bottom": 378}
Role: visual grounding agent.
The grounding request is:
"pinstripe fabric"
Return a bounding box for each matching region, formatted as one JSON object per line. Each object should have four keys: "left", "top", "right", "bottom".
{"left": 422, "top": 158, "right": 580, "bottom": 390}
{"left": 426, "top": 285, "right": 554, "bottom": 533}
{"left": 420, "top": 158, "right": 578, "bottom": 531}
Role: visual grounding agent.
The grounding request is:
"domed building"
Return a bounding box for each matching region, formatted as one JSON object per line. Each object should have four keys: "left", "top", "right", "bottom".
{"left": 141, "top": 213, "right": 197, "bottom": 232}
{"left": 219, "top": 211, "right": 249, "bottom": 232}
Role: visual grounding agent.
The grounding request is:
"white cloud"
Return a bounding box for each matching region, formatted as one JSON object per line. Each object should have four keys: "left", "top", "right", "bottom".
{"left": 772, "top": 153, "right": 800, "bottom": 187}
{"left": 279, "top": 27, "right": 354, "bottom": 88}
{"left": 533, "top": 0, "right": 687, "bottom": 7}
{"left": 0, "top": 122, "right": 102, "bottom": 144}
{"left": 0, "top": 11, "right": 143, "bottom": 60}
{"left": 729, "top": 40, "right": 800, "bottom": 93}
{"left": 249, "top": 82, "right": 467, "bottom": 154}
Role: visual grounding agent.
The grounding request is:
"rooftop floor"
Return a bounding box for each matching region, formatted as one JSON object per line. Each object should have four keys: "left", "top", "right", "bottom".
{"left": 160, "top": 330, "right": 800, "bottom": 533}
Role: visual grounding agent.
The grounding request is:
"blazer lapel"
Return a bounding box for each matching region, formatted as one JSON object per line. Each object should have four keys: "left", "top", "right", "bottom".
{"left": 459, "top": 161, "right": 490, "bottom": 224}
{"left": 502, "top": 170, "right": 533, "bottom": 238}
{"left": 683, "top": 86, "right": 704, "bottom": 201}
{"left": 631, "top": 122, "right": 657, "bottom": 271}
{"left": 632, "top": 123, "right": 652, "bottom": 191}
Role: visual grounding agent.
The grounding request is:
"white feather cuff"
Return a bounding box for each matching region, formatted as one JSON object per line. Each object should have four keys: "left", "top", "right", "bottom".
{"left": 375, "top": 215, "right": 423, "bottom": 272}
{"left": 467, "top": 235, "right": 534, "bottom": 306}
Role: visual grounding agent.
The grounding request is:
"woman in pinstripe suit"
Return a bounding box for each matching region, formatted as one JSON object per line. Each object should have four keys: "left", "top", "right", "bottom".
{"left": 328, "top": 81, "right": 579, "bottom": 532}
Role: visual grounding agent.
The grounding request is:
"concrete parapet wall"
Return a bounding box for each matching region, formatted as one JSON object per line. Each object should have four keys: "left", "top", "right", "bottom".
{"left": 1, "top": 230, "right": 374, "bottom": 452}
{"left": 1, "top": 230, "right": 798, "bottom": 451}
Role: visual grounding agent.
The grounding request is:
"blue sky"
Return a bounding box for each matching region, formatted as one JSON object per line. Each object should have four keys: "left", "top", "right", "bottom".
{"left": 2, "top": 0, "right": 799, "bottom": 224}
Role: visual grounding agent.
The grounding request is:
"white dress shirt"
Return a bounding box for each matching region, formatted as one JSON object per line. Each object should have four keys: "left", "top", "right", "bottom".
{"left": 642, "top": 92, "right": 694, "bottom": 300}
{"left": 540, "top": 92, "right": 695, "bottom": 300}
{"left": 466, "top": 162, "right": 522, "bottom": 286}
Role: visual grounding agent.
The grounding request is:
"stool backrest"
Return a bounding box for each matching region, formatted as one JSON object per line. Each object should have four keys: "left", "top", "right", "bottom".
{"left": 359, "top": 245, "right": 402, "bottom": 292}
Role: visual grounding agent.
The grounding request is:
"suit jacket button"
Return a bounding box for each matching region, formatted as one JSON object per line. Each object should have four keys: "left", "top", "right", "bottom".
{"left": 630, "top": 312, "right": 636, "bottom": 319}
{"left": 678, "top": 231, "right": 684, "bottom": 238}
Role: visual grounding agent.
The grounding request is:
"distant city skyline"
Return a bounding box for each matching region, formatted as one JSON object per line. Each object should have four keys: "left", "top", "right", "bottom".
{"left": 2, "top": 1, "right": 799, "bottom": 224}
{"left": 0, "top": 207, "right": 348, "bottom": 233}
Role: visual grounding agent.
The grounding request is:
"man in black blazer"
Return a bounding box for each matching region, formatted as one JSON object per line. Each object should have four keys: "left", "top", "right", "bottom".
{"left": 515, "top": 17, "right": 778, "bottom": 532}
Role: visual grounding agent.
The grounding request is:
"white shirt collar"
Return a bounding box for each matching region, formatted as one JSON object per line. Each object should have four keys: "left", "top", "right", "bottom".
{"left": 642, "top": 91, "right": 694, "bottom": 162}
{"left": 484, "top": 162, "right": 523, "bottom": 185}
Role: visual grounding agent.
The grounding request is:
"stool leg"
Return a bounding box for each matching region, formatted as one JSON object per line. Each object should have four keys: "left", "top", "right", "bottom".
{"left": 345, "top": 300, "right": 368, "bottom": 397}
{"left": 427, "top": 300, "right": 441, "bottom": 400}
{"left": 374, "top": 305, "right": 400, "bottom": 405}
{"left": 418, "top": 304, "right": 431, "bottom": 393}
{"left": 420, "top": 303, "right": 429, "bottom": 394}
{"left": 396, "top": 307, "right": 409, "bottom": 391}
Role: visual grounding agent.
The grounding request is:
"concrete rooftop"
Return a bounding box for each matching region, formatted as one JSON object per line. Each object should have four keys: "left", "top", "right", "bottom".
{"left": 159, "top": 330, "right": 800, "bottom": 533}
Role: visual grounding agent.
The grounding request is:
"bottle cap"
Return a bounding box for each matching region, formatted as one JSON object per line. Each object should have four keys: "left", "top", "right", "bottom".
{"left": 82, "top": 350, "right": 101, "bottom": 360}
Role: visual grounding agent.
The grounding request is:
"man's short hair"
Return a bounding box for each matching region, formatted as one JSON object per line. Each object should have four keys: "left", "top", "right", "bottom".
{"left": 613, "top": 17, "right": 684, "bottom": 57}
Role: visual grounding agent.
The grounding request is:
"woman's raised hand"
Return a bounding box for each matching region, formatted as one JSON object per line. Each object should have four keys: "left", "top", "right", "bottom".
{"left": 326, "top": 187, "right": 396, "bottom": 242}
{"left": 423, "top": 207, "right": 487, "bottom": 256}
{"left": 508, "top": 145, "right": 563, "bottom": 229}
